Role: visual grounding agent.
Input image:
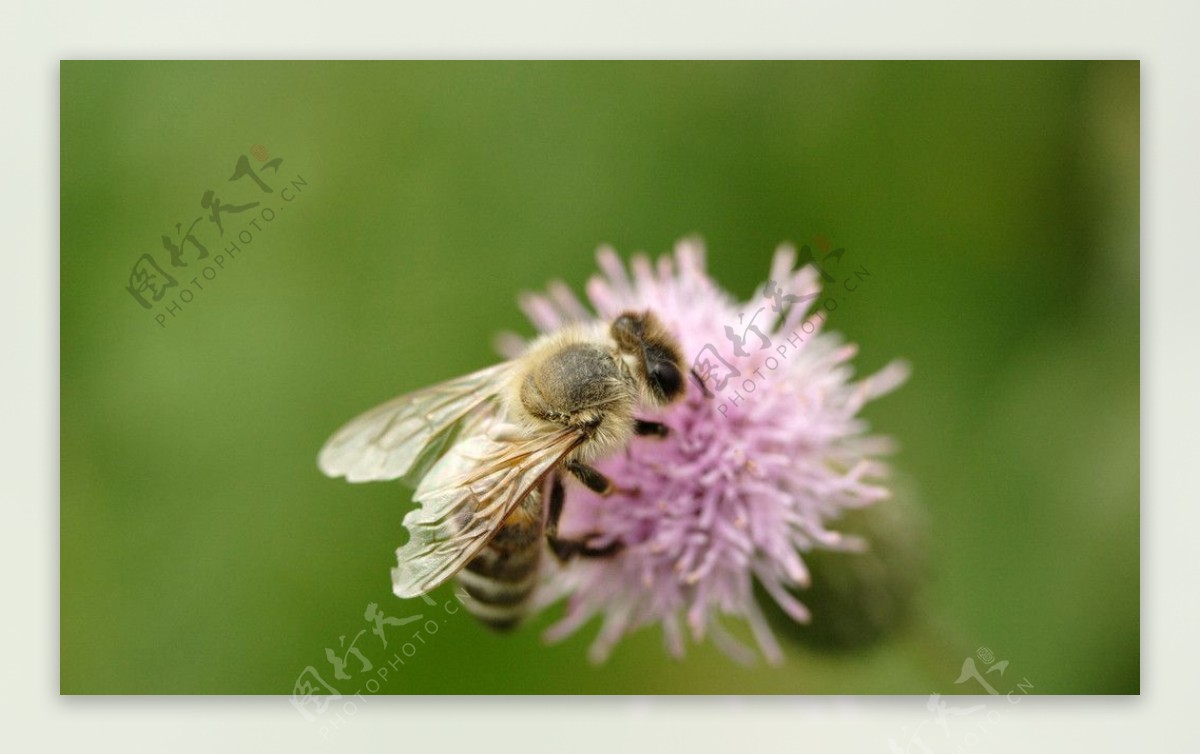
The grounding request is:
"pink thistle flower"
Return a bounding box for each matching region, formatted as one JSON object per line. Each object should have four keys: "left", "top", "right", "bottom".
{"left": 498, "top": 238, "right": 909, "bottom": 664}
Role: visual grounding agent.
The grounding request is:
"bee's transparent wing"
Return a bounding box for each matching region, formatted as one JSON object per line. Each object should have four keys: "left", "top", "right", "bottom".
{"left": 317, "top": 362, "right": 513, "bottom": 484}
{"left": 391, "top": 427, "right": 583, "bottom": 598}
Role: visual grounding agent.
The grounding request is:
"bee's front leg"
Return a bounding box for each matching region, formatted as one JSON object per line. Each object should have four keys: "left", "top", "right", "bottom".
{"left": 545, "top": 472, "right": 624, "bottom": 563}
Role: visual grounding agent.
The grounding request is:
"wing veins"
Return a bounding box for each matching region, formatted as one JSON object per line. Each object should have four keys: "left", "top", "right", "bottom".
{"left": 391, "top": 428, "right": 585, "bottom": 597}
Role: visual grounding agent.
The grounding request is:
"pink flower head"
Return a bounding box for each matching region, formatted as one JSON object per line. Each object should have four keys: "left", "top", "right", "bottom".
{"left": 499, "top": 238, "right": 909, "bottom": 664}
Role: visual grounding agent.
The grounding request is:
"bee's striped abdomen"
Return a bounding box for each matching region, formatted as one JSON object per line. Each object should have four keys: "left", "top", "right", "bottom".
{"left": 456, "top": 490, "right": 543, "bottom": 631}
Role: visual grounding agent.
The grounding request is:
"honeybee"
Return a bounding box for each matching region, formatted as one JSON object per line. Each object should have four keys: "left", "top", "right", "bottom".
{"left": 318, "top": 310, "right": 690, "bottom": 629}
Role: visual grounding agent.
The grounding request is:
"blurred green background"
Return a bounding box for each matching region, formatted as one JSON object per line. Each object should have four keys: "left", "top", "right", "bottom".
{"left": 61, "top": 61, "right": 1138, "bottom": 695}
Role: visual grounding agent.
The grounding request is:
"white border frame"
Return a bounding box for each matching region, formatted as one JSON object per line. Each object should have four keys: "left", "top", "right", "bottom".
{"left": 7, "top": 0, "right": 1192, "bottom": 751}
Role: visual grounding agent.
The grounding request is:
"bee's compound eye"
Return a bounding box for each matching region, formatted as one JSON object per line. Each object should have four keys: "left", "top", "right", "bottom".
{"left": 649, "top": 359, "right": 684, "bottom": 402}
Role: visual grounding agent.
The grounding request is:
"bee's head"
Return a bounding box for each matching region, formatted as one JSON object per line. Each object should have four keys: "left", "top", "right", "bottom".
{"left": 611, "top": 310, "right": 686, "bottom": 406}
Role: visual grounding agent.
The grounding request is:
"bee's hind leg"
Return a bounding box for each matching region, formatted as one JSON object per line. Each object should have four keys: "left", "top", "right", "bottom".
{"left": 545, "top": 472, "right": 624, "bottom": 563}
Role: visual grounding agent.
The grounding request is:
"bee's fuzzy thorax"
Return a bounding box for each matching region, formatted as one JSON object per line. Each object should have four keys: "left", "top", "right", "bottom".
{"left": 502, "top": 321, "right": 636, "bottom": 464}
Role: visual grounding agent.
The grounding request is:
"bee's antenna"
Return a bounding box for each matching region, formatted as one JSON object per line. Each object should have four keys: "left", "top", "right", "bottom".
{"left": 690, "top": 368, "right": 714, "bottom": 399}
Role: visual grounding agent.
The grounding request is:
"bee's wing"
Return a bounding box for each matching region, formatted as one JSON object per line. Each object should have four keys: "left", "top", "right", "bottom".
{"left": 317, "top": 362, "right": 513, "bottom": 484}
{"left": 391, "top": 427, "right": 583, "bottom": 598}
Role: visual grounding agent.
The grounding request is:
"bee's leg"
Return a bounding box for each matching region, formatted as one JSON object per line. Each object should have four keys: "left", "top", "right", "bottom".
{"left": 545, "top": 473, "right": 567, "bottom": 540}
{"left": 565, "top": 459, "right": 616, "bottom": 495}
{"left": 546, "top": 472, "right": 624, "bottom": 562}
{"left": 690, "top": 367, "right": 714, "bottom": 399}
{"left": 565, "top": 459, "right": 639, "bottom": 497}
{"left": 633, "top": 419, "right": 669, "bottom": 438}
